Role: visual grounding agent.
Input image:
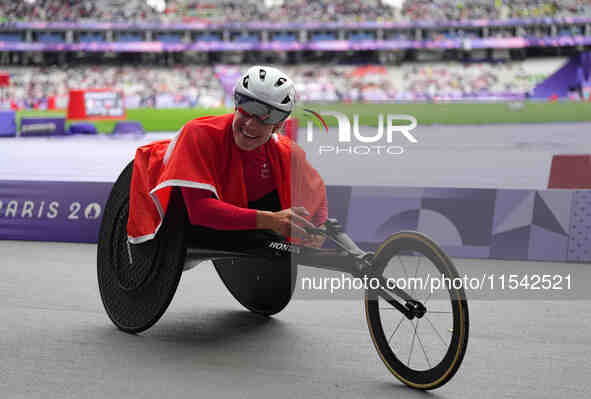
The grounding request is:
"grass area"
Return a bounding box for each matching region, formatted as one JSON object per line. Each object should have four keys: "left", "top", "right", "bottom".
{"left": 15, "top": 101, "right": 591, "bottom": 133}
{"left": 16, "top": 107, "right": 231, "bottom": 133}
{"left": 293, "top": 101, "right": 591, "bottom": 126}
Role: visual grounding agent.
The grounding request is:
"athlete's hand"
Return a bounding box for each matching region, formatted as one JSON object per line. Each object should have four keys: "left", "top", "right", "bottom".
{"left": 300, "top": 223, "right": 327, "bottom": 248}
{"left": 257, "top": 207, "right": 316, "bottom": 240}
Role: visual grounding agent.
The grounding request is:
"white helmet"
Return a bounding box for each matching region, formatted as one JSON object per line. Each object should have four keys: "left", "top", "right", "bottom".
{"left": 234, "top": 65, "right": 296, "bottom": 113}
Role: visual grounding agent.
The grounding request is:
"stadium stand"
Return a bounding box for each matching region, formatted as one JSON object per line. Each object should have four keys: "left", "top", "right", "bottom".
{"left": 1, "top": 0, "right": 591, "bottom": 23}
{"left": 1, "top": 65, "right": 224, "bottom": 109}
{"left": 0, "top": 33, "right": 24, "bottom": 42}
{"left": 0, "top": 1, "right": 588, "bottom": 108}
{"left": 0, "top": 0, "right": 99, "bottom": 22}
{"left": 0, "top": 59, "right": 565, "bottom": 109}
{"left": 289, "top": 60, "right": 566, "bottom": 102}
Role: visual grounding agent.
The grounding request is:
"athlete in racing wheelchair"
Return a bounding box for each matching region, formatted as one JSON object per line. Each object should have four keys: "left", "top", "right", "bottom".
{"left": 97, "top": 66, "right": 469, "bottom": 390}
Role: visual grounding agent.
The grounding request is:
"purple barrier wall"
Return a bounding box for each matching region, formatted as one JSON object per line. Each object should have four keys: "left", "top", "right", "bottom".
{"left": 0, "top": 181, "right": 111, "bottom": 243}
{"left": 20, "top": 117, "right": 66, "bottom": 137}
{"left": 1, "top": 180, "right": 588, "bottom": 262}
{"left": 533, "top": 52, "right": 591, "bottom": 98}
{"left": 68, "top": 122, "right": 98, "bottom": 135}
{"left": 0, "top": 111, "right": 17, "bottom": 137}
{"left": 112, "top": 121, "right": 145, "bottom": 135}
{"left": 344, "top": 186, "right": 589, "bottom": 262}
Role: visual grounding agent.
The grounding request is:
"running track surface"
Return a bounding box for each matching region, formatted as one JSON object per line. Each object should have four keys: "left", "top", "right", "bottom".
{"left": 2, "top": 122, "right": 591, "bottom": 188}
{"left": 2, "top": 240, "right": 590, "bottom": 399}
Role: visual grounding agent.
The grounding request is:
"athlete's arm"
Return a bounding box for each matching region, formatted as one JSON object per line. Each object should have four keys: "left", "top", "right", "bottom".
{"left": 181, "top": 187, "right": 313, "bottom": 237}
{"left": 181, "top": 187, "right": 257, "bottom": 230}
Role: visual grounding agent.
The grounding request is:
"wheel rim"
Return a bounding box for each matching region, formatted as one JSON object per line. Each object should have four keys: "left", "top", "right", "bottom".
{"left": 372, "top": 251, "right": 458, "bottom": 373}
{"left": 365, "top": 234, "right": 468, "bottom": 389}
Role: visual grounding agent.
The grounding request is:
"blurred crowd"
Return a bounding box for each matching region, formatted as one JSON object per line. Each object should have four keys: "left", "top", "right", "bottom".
{"left": 0, "top": 0, "right": 99, "bottom": 22}
{"left": 2, "top": 65, "right": 224, "bottom": 109}
{"left": 401, "top": 0, "right": 591, "bottom": 22}
{"left": 1, "top": 0, "right": 591, "bottom": 23}
{"left": 0, "top": 60, "right": 561, "bottom": 109}
{"left": 284, "top": 60, "right": 558, "bottom": 102}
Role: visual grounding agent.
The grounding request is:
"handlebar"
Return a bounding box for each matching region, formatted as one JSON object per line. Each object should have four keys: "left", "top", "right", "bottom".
{"left": 304, "top": 226, "right": 329, "bottom": 236}
{"left": 303, "top": 220, "right": 365, "bottom": 257}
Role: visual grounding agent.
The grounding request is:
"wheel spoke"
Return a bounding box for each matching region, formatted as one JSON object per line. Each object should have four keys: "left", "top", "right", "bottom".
{"left": 397, "top": 256, "right": 409, "bottom": 281}
{"left": 388, "top": 315, "right": 406, "bottom": 345}
{"left": 407, "top": 319, "right": 419, "bottom": 367}
{"left": 412, "top": 254, "right": 421, "bottom": 296}
{"left": 414, "top": 321, "right": 432, "bottom": 369}
{"left": 423, "top": 283, "right": 433, "bottom": 304}
{"left": 424, "top": 315, "right": 449, "bottom": 347}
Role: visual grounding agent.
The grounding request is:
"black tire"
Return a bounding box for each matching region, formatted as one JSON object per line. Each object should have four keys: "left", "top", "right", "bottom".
{"left": 364, "top": 231, "right": 469, "bottom": 390}
{"left": 97, "top": 161, "right": 187, "bottom": 334}
{"left": 214, "top": 257, "right": 297, "bottom": 316}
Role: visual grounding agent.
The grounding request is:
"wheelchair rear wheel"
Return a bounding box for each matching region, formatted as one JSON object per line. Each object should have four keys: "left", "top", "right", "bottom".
{"left": 97, "top": 161, "right": 187, "bottom": 333}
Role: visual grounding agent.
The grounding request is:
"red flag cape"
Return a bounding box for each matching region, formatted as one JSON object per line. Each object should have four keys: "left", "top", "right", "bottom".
{"left": 127, "top": 113, "right": 326, "bottom": 243}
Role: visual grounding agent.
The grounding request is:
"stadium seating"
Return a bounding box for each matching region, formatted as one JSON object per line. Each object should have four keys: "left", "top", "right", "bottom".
{"left": 349, "top": 32, "right": 376, "bottom": 41}
{"left": 79, "top": 33, "right": 106, "bottom": 43}
{"left": 117, "top": 33, "right": 144, "bottom": 42}
{"left": 231, "top": 34, "right": 260, "bottom": 43}
{"left": 196, "top": 33, "right": 222, "bottom": 42}
{"left": 282, "top": 59, "right": 563, "bottom": 102}
{"left": 0, "top": 33, "right": 23, "bottom": 42}
{"left": 310, "top": 33, "right": 338, "bottom": 42}
{"left": 0, "top": 59, "right": 566, "bottom": 109}
{"left": 3, "top": 65, "right": 224, "bottom": 110}
{"left": 156, "top": 34, "right": 184, "bottom": 43}
{"left": 38, "top": 33, "right": 65, "bottom": 43}
{"left": 397, "top": 59, "right": 567, "bottom": 100}
{"left": 272, "top": 33, "right": 297, "bottom": 42}
{"left": 2, "top": 0, "right": 591, "bottom": 23}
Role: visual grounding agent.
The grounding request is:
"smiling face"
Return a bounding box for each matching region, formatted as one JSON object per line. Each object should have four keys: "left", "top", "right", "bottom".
{"left": 232, "top": 107, "right": 283, "bottom": 151}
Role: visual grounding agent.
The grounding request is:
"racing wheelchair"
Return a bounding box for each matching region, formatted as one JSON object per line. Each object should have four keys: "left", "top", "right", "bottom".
{"left": 97, "top": 161, "right": 469, "bottom": 390}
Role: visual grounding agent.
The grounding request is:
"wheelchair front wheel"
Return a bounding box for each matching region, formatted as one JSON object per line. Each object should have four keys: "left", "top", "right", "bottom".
{"left": 364, "top": 231, "right": 469, "bottom": 390}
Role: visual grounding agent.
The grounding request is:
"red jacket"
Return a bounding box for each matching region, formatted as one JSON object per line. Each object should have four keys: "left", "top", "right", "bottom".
{"left": 127, "top": 113, "right": 327, "bottom": 243}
